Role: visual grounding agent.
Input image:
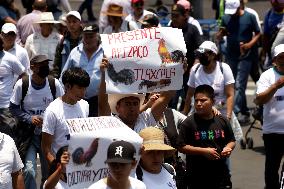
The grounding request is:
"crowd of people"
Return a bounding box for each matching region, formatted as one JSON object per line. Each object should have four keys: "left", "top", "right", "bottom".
{"left": 0, "top": 0, "right": 284, "bottom": 189}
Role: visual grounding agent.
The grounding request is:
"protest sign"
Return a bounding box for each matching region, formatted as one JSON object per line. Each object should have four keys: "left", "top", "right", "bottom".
{"left": 65, "top": 116, "right": 143, "bottom": 189}
{"left": 100, "top": 27, "right": 186, "bottom": 93}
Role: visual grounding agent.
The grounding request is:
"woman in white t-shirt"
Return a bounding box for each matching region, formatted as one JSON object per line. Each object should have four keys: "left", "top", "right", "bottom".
{"left": 43, "top": 146, "right": 69, "bottom": 189}
{"left": 183, "top": 41, "right": 235, "bottom": 120}
{"left": 88, "top": 140, "right": 146, "bottom": 189}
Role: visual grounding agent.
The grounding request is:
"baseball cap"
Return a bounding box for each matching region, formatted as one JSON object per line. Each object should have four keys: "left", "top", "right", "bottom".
{"left": 66, "top": 11, "right": 81, "bottom": 21}
{"left": 30, "top": 55, "right": 51, "bottom": 64}
{"left": 132, "top": 0, "right": 144, "bottom": 3}
{"left": 196, "top": 41, "right": 218, "bottom": 55}
{"left": 139, "top": 14, "right": 159, "bottom": 27}
{"left": 225, "top": 0, "right": 240, "bottom": 15}
{"left": 274, "top": 44, "right": 284, "bottom": 57}
{"left": 177, "top": 0, "right": 191, "bottom": 10}
{"left": 105, "top": 140, "right": 136, "bottom": 164}
{"left": 83, "top": 24, "right": 99, "bottom": 33}
{"left": 1, "top": 23, "right": 17, "bottom": 34}
{"left": 171, "top": 4, "right": 186, "bottom": 15}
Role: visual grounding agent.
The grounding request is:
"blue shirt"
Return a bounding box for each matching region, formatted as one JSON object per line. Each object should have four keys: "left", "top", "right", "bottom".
{"left": 263, "top": 9, "right": 284, "bottom": 36}
{"left": 61, "top": 43, "right": 103, "bottom": 98}
{"left": 221, "top": 11, "right": 260, "bottom": 58}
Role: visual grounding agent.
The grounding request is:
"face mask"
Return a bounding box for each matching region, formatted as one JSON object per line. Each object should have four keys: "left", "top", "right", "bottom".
{"left": 38, "top": 65, "right": 50, "bottom": 78}
{"left": 199, "top": 54, "right": 210, "bottom": 66}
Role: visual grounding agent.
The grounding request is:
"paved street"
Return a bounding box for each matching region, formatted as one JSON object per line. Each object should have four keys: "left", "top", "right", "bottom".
{"left": 11, "top": 0, "right": 282, "bottom": 188}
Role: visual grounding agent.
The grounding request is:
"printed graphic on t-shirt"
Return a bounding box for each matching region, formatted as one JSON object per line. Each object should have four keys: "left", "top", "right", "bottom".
{"left": 195, "top": 129, "right": 225, "bottom": 140}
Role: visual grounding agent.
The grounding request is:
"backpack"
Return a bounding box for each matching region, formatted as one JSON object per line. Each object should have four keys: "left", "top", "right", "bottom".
{"left": 136, "top": 163, "right": 175, "bottom": 181}
{"left": 15, "top": 75, "right": 56, "bottom": 161}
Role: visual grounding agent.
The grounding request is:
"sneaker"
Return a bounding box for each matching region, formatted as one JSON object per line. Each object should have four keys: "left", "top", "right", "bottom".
{"left": 238, "top": 114, "right": 250, "bottom": 125}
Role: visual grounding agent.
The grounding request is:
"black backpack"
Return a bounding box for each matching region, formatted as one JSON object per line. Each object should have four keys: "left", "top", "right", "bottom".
{"left": 15, "top": 75, "right": 56, "bottom": 161}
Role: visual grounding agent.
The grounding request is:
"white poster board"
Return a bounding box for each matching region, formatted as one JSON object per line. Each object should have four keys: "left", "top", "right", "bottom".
{"left": 100, "top": 27, "right": 186, "bottom": 93}
{"left": 65, "top": 116, "right": 143, "bottom": 189}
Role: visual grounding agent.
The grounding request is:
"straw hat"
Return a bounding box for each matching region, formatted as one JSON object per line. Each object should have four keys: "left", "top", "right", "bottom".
{"left": 36, "top": 12, "right": 60, "bottom": 24}
{"left": 108, "top": 93, "right": 145, "bottom": 115}
{"left": 139, "top": 127, "right": 176, "bottom": 157}
{"left": 102, "top": 4, "right": 126, "bottom": 17}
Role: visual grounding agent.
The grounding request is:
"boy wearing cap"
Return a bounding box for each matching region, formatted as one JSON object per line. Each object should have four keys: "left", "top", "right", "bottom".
{"left": 25, "top": 12, "right": 62, "bottom": 70}
{"left": 52, "top": 11, "right": 82, "bottom": 79}
{"left": 61, "top": 24, "right": 102, "bottom": 117}
{"left": 177, "top": 84, "right": 236, "bottom": 189}
{"left": 1, "top": 23, "right": 30, "bottom": 76}
{"left": 10, "top": 54, "right": 64, "bottom": 189}
{"left": 137, "top": 127, "right": 177, "bottom": 189}
{"left": 216, "top": 0, "right": 260, "bottom": 125}
{"left": 88, "top": 140, "right": 146, "bottom": 189}
{"left": 254, "top": 44, "right": 284, "bottom": 189}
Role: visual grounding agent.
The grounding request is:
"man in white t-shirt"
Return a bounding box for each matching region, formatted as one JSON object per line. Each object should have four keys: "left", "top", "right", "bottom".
{"left": 10, "top": 54, "right": 64, "bottom": 189}
{"left": 254, "top": 44, "right": 284, "bottom": 189}
{"left": 0, "top": 36, "right": 25, "bottom": 137}
{"left": 136, "top": 127, "right": 177, "bottom": 189}
{"left": 0, "top": 131, "right": 25, "bottom": 189}
{"left": 42, "top": 67, "right": 90, "bottom": 166}
{"left": 88, "top": 140, "right": 146, "bottom": 189}
{"left": 99, "top": 58, "right": 175, "bottom": 133}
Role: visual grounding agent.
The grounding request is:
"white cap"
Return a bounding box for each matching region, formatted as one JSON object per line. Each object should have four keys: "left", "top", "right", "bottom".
{"left": 225, "top": 0, "right": 240, "bottom": 15}
{"left": 274, "top": 44, "right": 284, "bottom": 57}
{"left": 197, "top": 41, "right": 218, "bottom": 55}
{"left": 66, "top": 11, "right": 81, "bottom": 21}
{"left": 1, "top": 23, "right": 17, "bottom": 34}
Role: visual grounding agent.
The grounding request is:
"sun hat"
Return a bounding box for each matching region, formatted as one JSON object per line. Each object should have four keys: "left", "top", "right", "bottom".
{"left": 177, "top": 0, "right": 191, "bottom": 10}
{"left": 273, "top": 44, "right": 284, "bottom": 57}
{"left": 66, "top": 11, "right": 81, "bottom": 21}
{"left": 196, "top": 41, "right": 218, "bottom": 55}
{"left": 36, "top": 12, "right": 60, "bottom": 24}
{"left": 225, "top": 0, "right": 240, "bottom": 15}
{"left": 1, "top": 23, "right": 17, "bottom": 34}
{"left": 30, "top": 55, "right": 52, "bottom": 64}
{"left": 139, "top": 127, "right": 175, "bottom": 157}
{"left": 105, "top": 140, "right": 136, "bottom": 163}
{"left": 108, "top": 93, "right": 145, "bottom": 115}
{"left": 102, "top": 4, "right": 126, "bottom": 17}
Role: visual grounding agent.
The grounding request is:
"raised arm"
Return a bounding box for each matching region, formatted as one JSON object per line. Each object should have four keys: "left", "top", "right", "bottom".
{"left": 98, "top": 58, "right": 111, "bottom": 116}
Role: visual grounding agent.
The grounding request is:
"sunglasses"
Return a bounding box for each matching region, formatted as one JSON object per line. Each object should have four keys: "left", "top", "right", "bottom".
{"left": 2, "top": 32, "right": 16, "bottom": 37}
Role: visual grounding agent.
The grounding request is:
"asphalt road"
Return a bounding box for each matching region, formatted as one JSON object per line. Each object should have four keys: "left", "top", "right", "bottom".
{"left": 11, "top": 0, "right": 281, "bottom": 188}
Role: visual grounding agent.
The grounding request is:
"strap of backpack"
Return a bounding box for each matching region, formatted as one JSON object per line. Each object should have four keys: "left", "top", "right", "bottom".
{"left": 48, "top": 75, "right": 56, "bottom": 100}
{"left": 21, "top": 75, "right": 29, "bottom": 106}
{"left": 164, "top": 108, "right": 178, "bottom": 148}
{"left": 194, "top": 63, "right": 201, "bottom": 74}
{"left": 136, "top": 164, "right": 143, "bottom": 181}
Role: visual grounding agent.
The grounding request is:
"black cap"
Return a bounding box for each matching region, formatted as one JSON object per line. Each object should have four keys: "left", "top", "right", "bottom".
{"left": 171, "top": 4, "right": 186, "bottom": 15}
{"left": 83, "top": 24, "right": 99, "bottom": 33}
{"left": 140, "top": 14, "right": 159, "bottom": 27}
{"left": 30, "top": 55, "right": 51, "bottom": 64}
{"left": 105, "top": 140, "right": 136, "bottom": 163}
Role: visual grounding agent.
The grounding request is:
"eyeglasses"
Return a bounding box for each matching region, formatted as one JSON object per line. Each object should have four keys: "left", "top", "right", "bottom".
{"left": 2, "top": 32, "right": 16, "bottom": 37}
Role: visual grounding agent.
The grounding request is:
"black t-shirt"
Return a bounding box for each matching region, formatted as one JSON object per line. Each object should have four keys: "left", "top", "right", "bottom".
{"left": 177, "top": 113, "right": 235, "bottom": 180}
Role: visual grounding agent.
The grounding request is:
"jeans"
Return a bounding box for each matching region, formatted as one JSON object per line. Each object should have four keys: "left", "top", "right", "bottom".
{"left": 263, "top": 133, "right": 284, "bottom": 189}
{"left": 226, "top": 56, "right": 252, "bottom": 115}
{"left": 78, "top": 0, "right": 95, "bottom": 20}
{"left": 24, "top": 135, "right": 48, "bottom": 189}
